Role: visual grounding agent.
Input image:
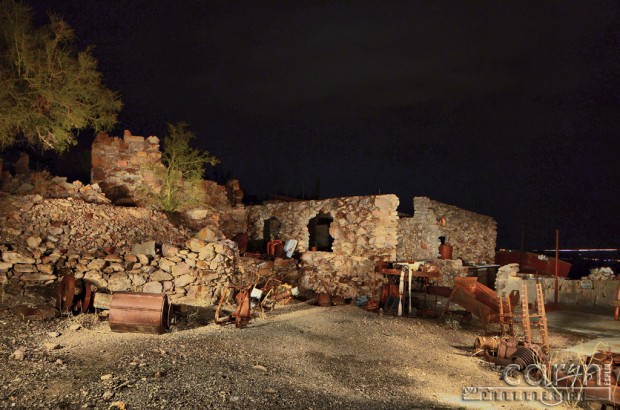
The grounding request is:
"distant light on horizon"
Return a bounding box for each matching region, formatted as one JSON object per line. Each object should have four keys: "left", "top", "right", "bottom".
{"left": 539, "top": 248, "right": 619, "bottom": 252}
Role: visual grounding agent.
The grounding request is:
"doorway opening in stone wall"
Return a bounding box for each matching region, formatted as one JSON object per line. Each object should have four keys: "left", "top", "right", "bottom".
{"left": 308, "top": 212, "right": 334, "bottom": 252}
{"left": 263, "top": 217, "right": 281, "bottom": 242}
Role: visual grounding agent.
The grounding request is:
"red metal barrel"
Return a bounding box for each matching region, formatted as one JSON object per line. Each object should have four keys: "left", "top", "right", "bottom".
{"left": 439, "top": 243, "right": 453, "bottom": 260}
{"left": 109, "top": 293, "right": 171, "bottom": 334}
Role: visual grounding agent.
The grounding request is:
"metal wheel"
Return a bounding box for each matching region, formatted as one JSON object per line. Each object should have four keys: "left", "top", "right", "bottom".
{"left": 81, "top": 281, "right": 92, "bottom": 314}
{"left": 57, "top": 275, "right": 76, "bottom": 313}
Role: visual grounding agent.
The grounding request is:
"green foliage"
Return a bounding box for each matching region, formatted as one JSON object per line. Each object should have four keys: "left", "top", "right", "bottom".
{"left": 155, "top": 122, "right": 219, "bottom": 212}
{"left": 0, "top": 0, "right": 122, "bottom": 152}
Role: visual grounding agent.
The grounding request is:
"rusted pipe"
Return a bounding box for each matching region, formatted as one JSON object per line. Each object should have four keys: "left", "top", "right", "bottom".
{"left": 109, "top": 293, "right": 171, "bottom": 334}
{"left": 473, "top": 335, "right": 500, "bottom": 352}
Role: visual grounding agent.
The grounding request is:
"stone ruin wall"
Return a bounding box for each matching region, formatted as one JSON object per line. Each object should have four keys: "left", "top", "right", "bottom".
{"left": 90, "top": 130, "right": 246, "bottom": 239}
{"left": 0, "top": 239, "right": 241, "bottom": 306}
{"left": 398, "top": 197, "right": 497, "bottom": 264}
{"left": 246, "top": 194, "right": 400, "bottom": 298}
{"left": 91, "top": 131, "right": 164, "bottom": 204}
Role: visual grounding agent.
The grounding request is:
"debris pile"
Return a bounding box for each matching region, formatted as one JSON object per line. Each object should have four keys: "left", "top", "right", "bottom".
{"left": 585, "top": 267, "right": 616, "bottom": 280}
{"left": 0, "top": 194, "right": 190, "bottom": 255}
{"left": 1, "top": 170, "right": 109, "bottom": 204}
{"left": 0, "top": 192, "right": 250, "bottom": 304}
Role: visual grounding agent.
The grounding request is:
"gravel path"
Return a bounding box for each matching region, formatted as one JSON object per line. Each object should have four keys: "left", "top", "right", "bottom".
{"left": 1, "top": 297, "right": 584, "bottom": 410}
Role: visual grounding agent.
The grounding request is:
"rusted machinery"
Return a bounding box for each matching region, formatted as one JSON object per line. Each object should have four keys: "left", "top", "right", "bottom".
{"left": 57, "top": 274, "right": 92, "bottom": 314}
{"left": 109, "top": 293, "right": 171, "bottom": 334}
{"left": 441, "top": 277, "right": 502, "bottom": 325}
{"left": 474, "top": 335, "right": 546, "bottom": 369}
{"left": 565, "top": 350, "right": 619, "bottom": 406}
{"left": 57, "top": 274, "right": 172, "bottom": 334}
{"left": 473, "top": 283, "right": 550, "bottom": 372}
{"left": 214, "top": 261, "right": 299, "bottom": 328}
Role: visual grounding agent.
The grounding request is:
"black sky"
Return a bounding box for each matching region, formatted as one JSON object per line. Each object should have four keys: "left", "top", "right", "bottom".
{"left": 28, "top": 0, "right": 620, "bottom": 249}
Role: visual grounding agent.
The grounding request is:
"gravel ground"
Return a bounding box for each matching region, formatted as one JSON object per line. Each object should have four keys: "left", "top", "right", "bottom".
{"left": 0, "top": 287, "right": 588, "bottom": 410}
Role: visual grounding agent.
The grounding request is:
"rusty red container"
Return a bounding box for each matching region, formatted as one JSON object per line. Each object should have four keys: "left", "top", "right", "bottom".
{"left": 109, "top": 292, "right": 171, "bottom": 334}
{"left": 439, "top": 243, "right": 453, "bottom": 260}
{"left": 317, "top": 292, "right": 331, "bottom": 306}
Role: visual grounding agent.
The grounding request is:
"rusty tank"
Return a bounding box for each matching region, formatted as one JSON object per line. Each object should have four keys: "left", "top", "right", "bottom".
{"left": 109, "top": 293, "right": 171, "bottom": 334}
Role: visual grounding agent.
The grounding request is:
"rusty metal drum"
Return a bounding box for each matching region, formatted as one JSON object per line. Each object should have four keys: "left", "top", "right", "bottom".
{"left": 109, "top": 293, "right": 171, "bottom": 334}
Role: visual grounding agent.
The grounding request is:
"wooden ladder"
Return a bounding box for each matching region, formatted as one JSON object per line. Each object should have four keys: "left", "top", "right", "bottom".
{"left": 519, "top": 283, "right": 550, "bottom": 354}
{"left": 499, "top": 293, "right": 515, "bottom": 336}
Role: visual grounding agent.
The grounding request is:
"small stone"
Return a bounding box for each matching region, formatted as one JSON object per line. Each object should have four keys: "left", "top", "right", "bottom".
{"left": 174, "top": 273, "right": 194, "bottom": 288}
{"left": 87, "top": 259, "right": 106, "bottom": 270}
{"left": 186, "top": 238, "right": 206, "bottom": 252}
{"left": 0, "top": 262, "right": 13, "bottom": 272}
{"left": 26, "top": 236, "right": 42, "bottom": 249}
{"left": 44, "top": 342, "right": 61, "bottom": 350}
{"left": 171, "top": 262, "right": 191, "bottom": 277}
{"left": 19, "top": 273, "right": 56, "bottom": 282}
{"left": 142, "top": 281, "right": 163, "bottom": 294}
{"left": 69, "top": 324, "right": 82, "bottom": 331}
{"left": 265, "top": 387, "right": 277, "bottom": 394}
{"left": 100, "top": 374, "right": 113, "bottom": 381}
{"left": 102, "top": 390, "right": 115, "bottom": 400}
{"left": 132, "top": 240, "right": 156, "bottom": 257}
{"left": 55, "top": 359, "right": 63, "bottom": 365}
{"left": 252, "top": 364, "right": 268, "bottom": 372}
{"left": 47, "top": 331, "right": 61, "bottom": 338}
{"left": 149, "top": 270, "right": 172, "bottom": 282}
{"left": 11, "top": 349, "right": 25, "bottom": 361}
{"left": 196, "top": 227, "right": 219, "bottom": 242}
{"left": 161, "top": 243, "right": 178, "bottom": 257}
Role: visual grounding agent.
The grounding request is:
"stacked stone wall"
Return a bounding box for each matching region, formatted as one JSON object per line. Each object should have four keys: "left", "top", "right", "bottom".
{"left": 398, "top": 197, "right": 497, "bottom": 264}
{"left": 0, "top": 239, "right": 240, "bottom": 306}
{"left": 247, "top": 194, "right": 399, "bottom": 298}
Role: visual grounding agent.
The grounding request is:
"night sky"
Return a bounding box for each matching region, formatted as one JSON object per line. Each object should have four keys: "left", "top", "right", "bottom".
{"left": 28, "top": 1, "right": 620, "bottom": 250}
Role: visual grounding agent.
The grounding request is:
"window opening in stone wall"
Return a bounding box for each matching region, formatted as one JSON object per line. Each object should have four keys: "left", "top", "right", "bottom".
{"left": 308, "top": 212, "right": 334, "bottom": 252}
{"left": 263, "top": 217, "right": 281, "bottom": 242}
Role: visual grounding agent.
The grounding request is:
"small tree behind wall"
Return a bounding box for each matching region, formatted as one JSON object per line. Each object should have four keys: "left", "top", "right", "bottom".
{"left": 151, "top": 122, "right": 219, "bottom": 212}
